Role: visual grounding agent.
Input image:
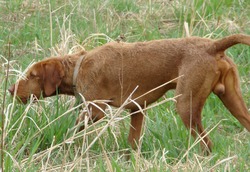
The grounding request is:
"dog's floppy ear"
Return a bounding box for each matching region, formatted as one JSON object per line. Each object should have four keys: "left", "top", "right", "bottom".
{"left": 43, "top": 62, "right": 65, "bottom": 96}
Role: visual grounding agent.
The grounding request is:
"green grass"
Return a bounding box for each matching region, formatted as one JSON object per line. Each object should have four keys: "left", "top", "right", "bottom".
{"left": 1, "top": 0, "right": 250, "bottom": 171}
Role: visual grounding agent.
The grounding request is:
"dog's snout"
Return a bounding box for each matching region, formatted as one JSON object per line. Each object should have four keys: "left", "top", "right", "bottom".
{"left": 8, "top": 85, "right": 15, "bottom": 95}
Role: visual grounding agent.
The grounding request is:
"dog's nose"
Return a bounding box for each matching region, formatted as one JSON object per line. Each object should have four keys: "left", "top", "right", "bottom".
{"left": 8, "top": 85, "right": 15, "bottom": 95}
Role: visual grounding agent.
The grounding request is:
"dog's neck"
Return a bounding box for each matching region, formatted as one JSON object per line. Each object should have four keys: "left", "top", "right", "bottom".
{"left": 72, "top": 55, "right": 85, "bottom": 96}
{"left": 58, "top": 53, "right": 85, "bottom": 96}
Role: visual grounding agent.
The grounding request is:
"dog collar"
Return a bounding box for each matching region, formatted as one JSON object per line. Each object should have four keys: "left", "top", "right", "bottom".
{"left": 73, "top": 55, "right": 85, "bottom": 96}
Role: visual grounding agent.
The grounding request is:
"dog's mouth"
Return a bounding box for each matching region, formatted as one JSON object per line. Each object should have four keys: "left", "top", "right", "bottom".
{"left": 20, "top": 97, "right": 28, "bottom": 104}
{"left": 17, "top": 95, "right": 39, "bottom": 104}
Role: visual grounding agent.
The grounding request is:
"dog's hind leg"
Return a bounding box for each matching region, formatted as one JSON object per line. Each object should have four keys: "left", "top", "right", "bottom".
{"left": 175, "top": 65, "right": 218, "bottom": 153}
{"left": 215, "top": 64, "right": 250, "bottom": 131}
{"left": 176, "top": 92, "right": 213, "bottom": 153}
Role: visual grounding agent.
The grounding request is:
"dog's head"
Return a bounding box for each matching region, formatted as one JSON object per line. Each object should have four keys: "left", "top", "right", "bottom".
{"left": 8, "top": 58, "right": 65, "bottom": 104}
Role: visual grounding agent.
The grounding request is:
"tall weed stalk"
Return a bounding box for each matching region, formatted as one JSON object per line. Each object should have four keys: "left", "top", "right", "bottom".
{"left": 1, "top": 41, "right": 11, "bottom": 172}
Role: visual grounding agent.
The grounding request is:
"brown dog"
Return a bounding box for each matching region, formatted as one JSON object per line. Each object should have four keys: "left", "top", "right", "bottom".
{"left": 9, "top": 34, "right": 250, "bottom": 153}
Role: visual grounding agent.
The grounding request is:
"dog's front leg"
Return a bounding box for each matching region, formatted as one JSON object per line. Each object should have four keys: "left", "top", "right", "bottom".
{"left": 75, "top": 103, "right": 106, "bottom": 131}
{"left": 128, "top": 110, "right": 144, "bottom": 150}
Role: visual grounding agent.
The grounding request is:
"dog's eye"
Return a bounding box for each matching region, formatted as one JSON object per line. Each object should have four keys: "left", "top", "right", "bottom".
{"left": 29, "top": 73, "right": 35, "bottom": 77}
{"left": 29, "top": 71, "right": 38, "bottom": 78}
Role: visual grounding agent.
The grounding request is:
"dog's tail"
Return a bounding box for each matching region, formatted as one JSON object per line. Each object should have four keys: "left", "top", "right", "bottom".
{"left": 211, "top": 34, "right": 250, "bottom": 53}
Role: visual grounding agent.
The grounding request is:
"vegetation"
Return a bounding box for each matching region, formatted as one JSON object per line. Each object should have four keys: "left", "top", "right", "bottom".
{"left": 1, "top": 0, "right": 250, "bottom": 171}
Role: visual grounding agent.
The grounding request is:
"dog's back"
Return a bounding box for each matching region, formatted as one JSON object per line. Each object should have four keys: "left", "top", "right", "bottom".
{"left": 77, "top": 37, "right": 218, "bottom": 106}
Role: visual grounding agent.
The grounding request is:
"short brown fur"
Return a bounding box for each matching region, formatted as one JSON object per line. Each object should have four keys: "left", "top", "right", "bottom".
{"left": 9, "top": 34, "right": 250, "bottom": 153}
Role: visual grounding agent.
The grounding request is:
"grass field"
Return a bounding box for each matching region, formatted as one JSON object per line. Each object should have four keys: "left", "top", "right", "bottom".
{"left": 1, "top": 0, "right": 250, "bottom": 171}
